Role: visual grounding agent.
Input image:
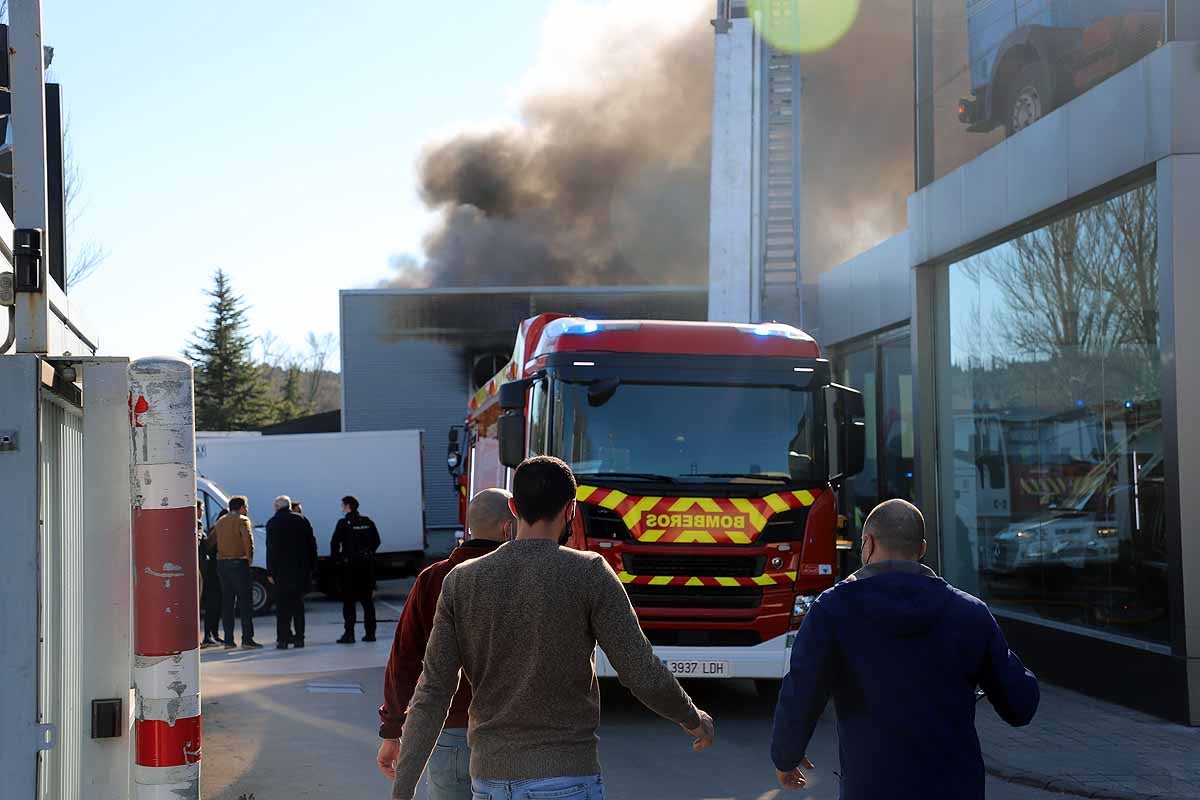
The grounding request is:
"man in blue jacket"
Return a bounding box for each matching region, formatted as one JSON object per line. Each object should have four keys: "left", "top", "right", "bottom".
{"left": 770, "top": 499, "right": 1039, "bottom": 798}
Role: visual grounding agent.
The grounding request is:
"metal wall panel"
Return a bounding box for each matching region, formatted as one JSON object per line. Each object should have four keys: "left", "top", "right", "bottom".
{"left": 81, "top": 360, "right": 134, "bottom": 797}
{"left": 342, "top": 299, "right": 467, "bottom": 529}
{"left": 1158, "top": 154, "right": 1200, "bottom": 724}
{"left": 0, "top": 356, "right": 41, "bottom": 800}
{"left": 816, "top": 232, "right": 912, "bottom": 347}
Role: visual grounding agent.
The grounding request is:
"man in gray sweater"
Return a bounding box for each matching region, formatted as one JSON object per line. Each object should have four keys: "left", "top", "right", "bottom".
{"left": 391, "top": 456, "right": 715, "bottom": 800}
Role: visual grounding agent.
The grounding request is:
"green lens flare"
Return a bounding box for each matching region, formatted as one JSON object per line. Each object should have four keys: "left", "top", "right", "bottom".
{"left": 748, "top": 0, "right": 861, "bottom": 54}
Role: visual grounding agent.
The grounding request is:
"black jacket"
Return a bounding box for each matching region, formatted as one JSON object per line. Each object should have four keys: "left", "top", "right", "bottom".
{"left": 331, "top": 512, "right": 382, "bottom": 587}
{"left": 198, "top": 518, "right": 220, "bottom": 573}
{"left": 771, "top": 560, "right": 1039, "bottom": 800}
{"left": 266, "top": 509, "right": 318, "bottom": 589}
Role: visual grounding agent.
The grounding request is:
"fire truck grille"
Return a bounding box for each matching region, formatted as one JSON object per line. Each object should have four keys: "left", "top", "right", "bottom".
{"left": 645, "top": 629, "right": 762, "bottom": 647}
{"left": 623, "top": 554, "right": 764, "bottom": 577}
{"left": 625, "top": 584, "right": 763, "bottom": 610}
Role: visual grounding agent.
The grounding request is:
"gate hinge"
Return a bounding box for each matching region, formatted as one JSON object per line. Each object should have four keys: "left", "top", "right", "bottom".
{"left": 35, "top": 723, "right": 56, "bottom": 752}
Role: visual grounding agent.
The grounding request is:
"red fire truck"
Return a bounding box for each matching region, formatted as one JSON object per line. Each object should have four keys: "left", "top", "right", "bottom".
{"left": 447, "top": 314, "right": 865, "bottom": 687}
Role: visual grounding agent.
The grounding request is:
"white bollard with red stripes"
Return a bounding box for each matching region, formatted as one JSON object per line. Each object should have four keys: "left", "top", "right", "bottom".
{"left": 129, "top": 357, "right": 202, "bottom": 800}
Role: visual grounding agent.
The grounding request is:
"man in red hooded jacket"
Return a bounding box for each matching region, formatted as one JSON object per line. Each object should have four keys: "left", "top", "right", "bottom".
{"left": 376, "top": 488, "right": 515, "bottom": 799}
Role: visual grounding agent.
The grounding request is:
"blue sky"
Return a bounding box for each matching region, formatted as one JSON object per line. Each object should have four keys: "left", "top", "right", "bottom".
{"left": 49, "top": 0, "right": 557, "bottom": 366}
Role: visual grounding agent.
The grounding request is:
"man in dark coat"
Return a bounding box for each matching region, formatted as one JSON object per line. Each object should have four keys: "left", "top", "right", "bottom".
{"left": 770, "top": 499, "right": 1039, "bottom": 799}
{"left": 331, "top": 494, "right": 381, "bottom": 644}
{"left": 198, "top": 501, "right": 224, "bottom": 647}
{"left": 266, "top": 494, "right": 318, "bottom": 649}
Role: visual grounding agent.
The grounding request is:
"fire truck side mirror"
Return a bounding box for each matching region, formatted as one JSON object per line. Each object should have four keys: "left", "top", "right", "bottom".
{"left": 498, "top": 379, "right": 533, "bottom": 469}
{"left": 832, "top": 384, "right": 867, "bottom": 481}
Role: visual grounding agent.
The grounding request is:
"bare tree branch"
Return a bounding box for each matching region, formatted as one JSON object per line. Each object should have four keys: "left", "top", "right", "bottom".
{"left": 257, "top": 331, "right": 290, "bottom": 369}
{"left": 304, "top": 332, "right": 336, "bottom": 407}
{"left": 62, "top": 118, "right": 108, "bottom": 289}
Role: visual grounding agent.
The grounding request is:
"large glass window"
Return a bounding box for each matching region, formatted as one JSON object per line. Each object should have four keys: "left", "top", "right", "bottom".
{"left": 837, "top": 331, "right": 915, "bottom": 573}
{"left": 920, "top": 0, "right": 1166, "bottom": 185}
{"left": 552, "top": 381, "right": 826, "bottom": 486}
{"left": 938, "top": 182, "right": 1168, "bottom": 644}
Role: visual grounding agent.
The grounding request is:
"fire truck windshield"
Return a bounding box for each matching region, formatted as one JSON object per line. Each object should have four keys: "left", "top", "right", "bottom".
{"left": 553, "top": 380, "right": 826, "bottom": 486}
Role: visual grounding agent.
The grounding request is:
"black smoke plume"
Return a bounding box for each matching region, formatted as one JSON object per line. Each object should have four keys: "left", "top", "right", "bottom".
{"left": 389, "top": 0, "right": 914, "bottom": 288}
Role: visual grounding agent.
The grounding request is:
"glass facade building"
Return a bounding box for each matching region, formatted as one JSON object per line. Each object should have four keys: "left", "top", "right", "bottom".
{"left": 795, "top": 1, "right": 1200, "bottom": 723}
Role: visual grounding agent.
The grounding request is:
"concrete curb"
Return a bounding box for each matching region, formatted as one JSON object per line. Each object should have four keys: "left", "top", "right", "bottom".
{"left": 985, "top": 756, "right": 1187, "bottom": 800}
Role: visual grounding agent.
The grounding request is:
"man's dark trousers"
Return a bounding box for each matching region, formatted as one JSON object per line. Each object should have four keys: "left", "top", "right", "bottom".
{"left": 218, "top": 559, "right": 255, "bottom": 643}
{"left": 275, "top": 578, "right": 307, "bottom": 644}
{"left": 343, "top": 588, "right": 376, "bottom": 638}
{"left": 201, "top": 558, "right": 222, "bottom": 639}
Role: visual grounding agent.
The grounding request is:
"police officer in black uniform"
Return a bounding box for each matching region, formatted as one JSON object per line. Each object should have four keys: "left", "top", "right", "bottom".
{"left": 331, "top": 494, "right": 381, "bottom": 644}
{"left": 266, "top": 495, "right": 318, "bottom": 649}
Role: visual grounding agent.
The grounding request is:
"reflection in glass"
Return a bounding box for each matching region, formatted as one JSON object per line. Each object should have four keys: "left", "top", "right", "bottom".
{"left": 925, "top": 0, "right": 1165, "bottom": 183}
{"left": 836, "top": 333, "right": 914, "bottom": 576}
{"left": 939, "top": 182, "right": 1168, "bottom": 643}
{"left": 880, "top": 338, "right": 915, "bottom": 504}
{"left": 840, "top": 347, "right": 879, "bottom": 532}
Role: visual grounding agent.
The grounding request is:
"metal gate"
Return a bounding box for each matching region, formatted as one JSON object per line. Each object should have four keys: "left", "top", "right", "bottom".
{"left": 38, "top": 392, "right": 86, "bottom": 800}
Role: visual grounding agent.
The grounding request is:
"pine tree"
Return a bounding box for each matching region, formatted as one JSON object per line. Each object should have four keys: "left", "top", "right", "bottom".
{"left": 186, "top": 270, "right": 270, "bottom": 430}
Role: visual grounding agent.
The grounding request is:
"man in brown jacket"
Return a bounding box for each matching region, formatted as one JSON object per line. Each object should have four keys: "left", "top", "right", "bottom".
{"left": 376, "top": 487, "right": 514, "bottom": 799}
{"left": 391, "top": 457, "right": 715, "bottom": 800}
{"left": 208, "top": 495, "right": 262, "bottom": 649}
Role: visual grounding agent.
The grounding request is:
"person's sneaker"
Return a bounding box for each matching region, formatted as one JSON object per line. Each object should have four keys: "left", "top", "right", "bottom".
{"left": 201, "top": 638, "right": 215, "bottom": 648}
{"left": 363, "top": 634, "right": 377, "bottom": 643}
{"left": 337, "top": 633, "right": 355, "bottom": 645}
{"left": 242, "top": 639, "right": 264, "bottom": 650}
{"left": 223, "top": 641, "right": 237, "bottom": 650}
{"left": 275, "top": 641, "right": 289, "bottom": 650}
{"left": 293, "top": 639, "right": 305, "bottom": 648}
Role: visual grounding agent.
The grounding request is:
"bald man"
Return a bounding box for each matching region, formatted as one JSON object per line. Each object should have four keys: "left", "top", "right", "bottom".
{"left": 377, "top": 488, "right": 515, "bottom": 800}
{"left": 770, "top": 499, "right": 1039, "bottom": 800}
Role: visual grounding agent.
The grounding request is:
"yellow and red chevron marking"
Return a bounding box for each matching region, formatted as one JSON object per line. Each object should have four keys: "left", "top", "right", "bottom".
{"left": 616, "top": 571, "right": 798, "bottom": 587}
{"left": 576, "top": 485, "right": 820, "bottom": 544}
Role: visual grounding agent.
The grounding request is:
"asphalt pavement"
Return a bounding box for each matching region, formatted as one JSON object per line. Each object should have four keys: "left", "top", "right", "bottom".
{"left": 199, "top": 580, "right": 1069, "bottom": 800}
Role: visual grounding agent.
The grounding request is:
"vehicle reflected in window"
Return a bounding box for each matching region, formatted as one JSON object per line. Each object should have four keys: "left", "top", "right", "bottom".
{"left": 939, "top": 182, "right": 1168, "bottom": 643}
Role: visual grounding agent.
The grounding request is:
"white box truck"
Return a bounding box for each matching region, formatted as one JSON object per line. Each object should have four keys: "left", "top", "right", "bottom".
{"left": 195, "top": 430, "right": 426, "bottom": 613}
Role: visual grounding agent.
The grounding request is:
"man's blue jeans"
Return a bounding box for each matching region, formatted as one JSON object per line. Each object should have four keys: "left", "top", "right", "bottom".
{"left": 427, "top": 728, "right": 472, "bottom": 800}
{"left": 470, "top": 775, "right": 604, "bottom": 800}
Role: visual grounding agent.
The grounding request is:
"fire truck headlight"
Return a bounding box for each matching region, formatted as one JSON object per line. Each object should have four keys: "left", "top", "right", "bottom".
{"left": 792, "top": 594, "right": 817, "bottom": 620}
